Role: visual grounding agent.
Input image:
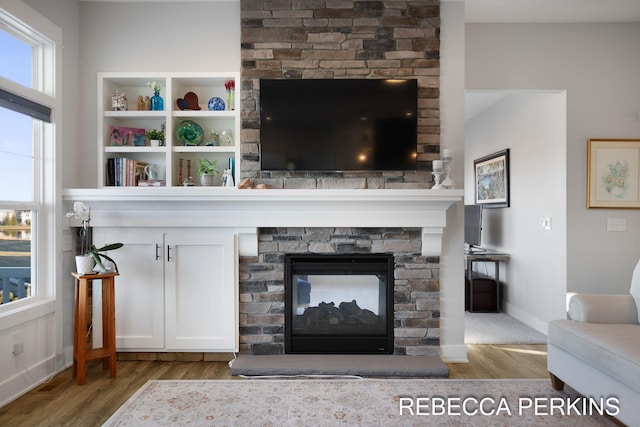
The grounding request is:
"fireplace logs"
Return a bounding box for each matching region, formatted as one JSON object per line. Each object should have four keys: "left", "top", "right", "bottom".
{"left": 295, "top": 300, "right": 382, "bottom": 333}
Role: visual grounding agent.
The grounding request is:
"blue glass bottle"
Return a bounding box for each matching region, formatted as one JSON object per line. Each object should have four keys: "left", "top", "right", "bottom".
{"left": 150, "top": 91, "right": 164, "bottom": 111}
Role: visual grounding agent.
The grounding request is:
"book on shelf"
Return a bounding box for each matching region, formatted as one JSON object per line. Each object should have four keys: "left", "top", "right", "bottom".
{"left": 106, "top": 157, "right": 149, "bottom": 187}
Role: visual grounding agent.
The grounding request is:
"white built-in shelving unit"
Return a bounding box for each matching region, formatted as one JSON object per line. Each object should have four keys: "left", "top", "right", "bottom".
{"left": 97, "top": 72, "right": 240, "bottom": 188}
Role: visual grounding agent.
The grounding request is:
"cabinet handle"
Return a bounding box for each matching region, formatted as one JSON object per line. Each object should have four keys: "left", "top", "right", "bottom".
{"left": 155, "top": 244, "right": 161, "bottom": 261}
{"left": 167, "top": 245, "right": 172, "bottom": 262}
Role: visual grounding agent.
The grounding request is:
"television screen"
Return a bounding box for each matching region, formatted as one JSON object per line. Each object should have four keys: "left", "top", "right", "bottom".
{"left": 260, "top": 79, "right": 418, "bottom": 171}
{"left": 464, "top": 204, "right": 483, "bottom": 248}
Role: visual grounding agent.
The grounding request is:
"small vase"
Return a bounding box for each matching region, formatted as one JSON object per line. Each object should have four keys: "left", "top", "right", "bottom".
{"left": 150, "top": 91, "right": 164, "bottom": 111}
{"left": 226, "top": 89, "right": 235, "bottom": 111}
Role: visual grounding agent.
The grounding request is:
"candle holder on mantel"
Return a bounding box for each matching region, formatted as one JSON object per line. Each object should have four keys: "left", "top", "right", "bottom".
{"left": 441, "top": 149, "right": 456, "bottom": 189}
{"left": 432, "top": 159, "right": 444, "bottom": 189}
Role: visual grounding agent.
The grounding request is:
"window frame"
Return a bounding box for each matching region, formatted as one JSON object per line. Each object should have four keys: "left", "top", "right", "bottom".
{"left": 0, "top": 0, "right": 61, "bottom": 325}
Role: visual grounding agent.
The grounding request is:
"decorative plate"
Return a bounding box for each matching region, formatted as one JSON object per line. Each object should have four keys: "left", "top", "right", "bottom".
{"left": 208, "top": 97, "right": 225, "bottom": 111}
{"left": 176, "top": 92, "right": 201, "bottom": 110}
{"left": 176, "top": 120, "right": 204, "bottom": 146}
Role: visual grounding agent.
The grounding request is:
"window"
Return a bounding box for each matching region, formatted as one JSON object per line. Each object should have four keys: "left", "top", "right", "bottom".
{"left": 0, "top": 4, "right": 59, "bottom": 312}
{"left": 0, "top": 28, "right": 32, "bottom": 88}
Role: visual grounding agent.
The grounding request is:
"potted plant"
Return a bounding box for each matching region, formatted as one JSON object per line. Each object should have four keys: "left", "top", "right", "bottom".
{"left": 87, "top": 242, "right": 124, "bottom": 273}
{"left": 146, "top": 128, "right": 164, "bottom": 146}
{"left": 67, "top": 202, "right": 123, "bottom": 274}
{"left": 196, "top": 158, "right": 219, "bottom": 186}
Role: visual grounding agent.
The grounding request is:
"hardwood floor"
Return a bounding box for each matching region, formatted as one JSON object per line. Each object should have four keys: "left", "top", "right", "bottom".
{"left": 448, "top": 344, "right": 549, "bottom": 379}
{"left": 0, "top": 344, "right": 548, "bottom": 427}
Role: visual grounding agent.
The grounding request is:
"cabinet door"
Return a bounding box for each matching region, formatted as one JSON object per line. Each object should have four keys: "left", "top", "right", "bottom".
{"left": 93, "top": 228, "right": 165, "bottom": 350}
{"left": 164, "top": 229, "right": 238, "bottom": 351}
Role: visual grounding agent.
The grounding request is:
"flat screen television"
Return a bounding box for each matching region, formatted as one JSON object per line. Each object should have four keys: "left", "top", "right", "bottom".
{"left": 464, "top": 204, "right": 483, "bottom": 249}
{"left": 260, "top": 79, "right": 418, "bottom": 171}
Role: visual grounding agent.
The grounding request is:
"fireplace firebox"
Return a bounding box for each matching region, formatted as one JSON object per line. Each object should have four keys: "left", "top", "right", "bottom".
{"left": 285, "top": 254, "right": 394, "bottom": 354}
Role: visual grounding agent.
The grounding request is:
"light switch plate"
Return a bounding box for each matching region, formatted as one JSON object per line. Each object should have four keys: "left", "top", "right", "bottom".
{"left": 607, "top": 218, "right": 626, "bottom": 232}
{"left": 541, "top": 217, "right": 552, "bottom": 231}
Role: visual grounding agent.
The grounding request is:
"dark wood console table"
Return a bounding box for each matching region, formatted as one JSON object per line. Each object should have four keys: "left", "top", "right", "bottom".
{"left": 464, "top": 250, "right": 510, "bottom": 312}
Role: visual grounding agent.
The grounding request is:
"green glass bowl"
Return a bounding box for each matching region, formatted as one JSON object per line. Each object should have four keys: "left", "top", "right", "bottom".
{"left": 176, "top": 120, "right": 204, "bottom": 146}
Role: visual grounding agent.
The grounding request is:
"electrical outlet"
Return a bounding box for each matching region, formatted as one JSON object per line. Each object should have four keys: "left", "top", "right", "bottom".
{"left": 11, "top": 333, "right": 23, "bottom": 355}
{"left": 13, "top": 342, "right": 24, "bottom": 355}
{"left": 540, "top": 217, "right": 552, "bottom": 231}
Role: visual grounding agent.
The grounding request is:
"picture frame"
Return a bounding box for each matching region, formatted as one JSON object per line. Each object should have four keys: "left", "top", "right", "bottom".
{"left": 474, "top": 149, "right": 510, "bottom": 208}
{"left": 109, "top": 126, "right": 146, "bottom": 146}
{"left": 587, "top": 139, "right": 640, "bottom": 209}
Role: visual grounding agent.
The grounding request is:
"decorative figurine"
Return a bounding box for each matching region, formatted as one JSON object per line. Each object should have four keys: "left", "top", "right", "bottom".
{"left": 111, "top": 90, "right": 127, "bottom": 111}
{"left": 441, "top": 149, "right": 456, "bottom": 189}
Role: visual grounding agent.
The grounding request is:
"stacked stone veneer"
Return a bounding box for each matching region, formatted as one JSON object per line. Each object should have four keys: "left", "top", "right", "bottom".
{"left": 239, "top": 227, "right": 441, "bottom": 355}
{"left": 240, "top": 0, "right": 440, "bottom": 189}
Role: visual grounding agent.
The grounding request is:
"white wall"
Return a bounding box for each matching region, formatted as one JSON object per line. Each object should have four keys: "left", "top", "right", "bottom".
{"left": 466, "top": 23, "right": 640, "bottom": 296}
{"left": 77, "top": 1, "right": 241, "bottom": 186}
{"left": 439, "top": 1, "right": 467, "bottom": 362}
{"left": 465, "top": 92, "right": 567, "bottom": 330}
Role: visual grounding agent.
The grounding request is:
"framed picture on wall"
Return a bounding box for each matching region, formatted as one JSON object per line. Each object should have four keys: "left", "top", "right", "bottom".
{"left": 474, "top": 149, "right": 510, "bottom": 208}
{"left": 588, "top": 139, "right": 640, "bottom": 209}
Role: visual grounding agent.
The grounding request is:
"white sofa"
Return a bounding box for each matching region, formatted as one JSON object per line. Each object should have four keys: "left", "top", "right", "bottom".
{"left": 548, "top": 260, "right": 640, "bottom": 426}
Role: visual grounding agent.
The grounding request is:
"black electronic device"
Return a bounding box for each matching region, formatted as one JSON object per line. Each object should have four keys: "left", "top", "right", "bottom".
{"left": 260, "top": 79, "right": 418, "bottom": 171}
{"left": 464, "top": 204, "right": 483, "bottom": 250}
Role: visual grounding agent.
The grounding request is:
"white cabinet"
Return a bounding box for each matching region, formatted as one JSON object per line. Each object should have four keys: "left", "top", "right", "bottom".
{"left": 164, "top": 231, "right": 237, "bottom": 350}
{"left": 92, "top": 228, "right": 238, "bottom": 352}
{"left": 97, "top": 72, "right": 240, "bottom": 188}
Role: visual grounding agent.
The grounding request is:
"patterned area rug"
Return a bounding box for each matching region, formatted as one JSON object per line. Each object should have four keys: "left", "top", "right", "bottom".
{"left": 103, "top": 379, "right": 616, "bottom": 426}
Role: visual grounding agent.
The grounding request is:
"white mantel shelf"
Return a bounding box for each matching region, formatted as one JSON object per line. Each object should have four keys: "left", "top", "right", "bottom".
{"left": 63, "top": 188, "right": 463, "bottom": 256}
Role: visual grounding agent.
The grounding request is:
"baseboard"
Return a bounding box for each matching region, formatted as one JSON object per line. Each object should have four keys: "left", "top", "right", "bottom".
{"left": 116, "top": 352, "right": 235, "bottom": 362}
{"left": 439, "top": 344, "right": 468, "bottom": 363}
{"left": 59, "top": 345, "right": 73, "bottom": 371}
{"left": 0, "top": 354, "right": 57, "bottom": 408}
{"left": 503, "top": 302, "right": 548, "bottom": 336}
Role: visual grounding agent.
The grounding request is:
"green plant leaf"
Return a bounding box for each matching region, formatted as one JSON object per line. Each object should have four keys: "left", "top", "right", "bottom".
{"left": 89, "top": 251, "right": 105, "bottom": 272}
{"left": 98, "top": 253, "right": 119, "bottom": 272}
{"left": 94, "top": 243, "right": 124, "bottom": 252}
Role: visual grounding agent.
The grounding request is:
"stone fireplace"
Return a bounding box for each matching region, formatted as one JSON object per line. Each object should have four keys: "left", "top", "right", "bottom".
{"left": 237, "top": 1, "right": 445, "bottom": 356}
{"left": 239, "top": 226, "right": 441, "bottom": 356}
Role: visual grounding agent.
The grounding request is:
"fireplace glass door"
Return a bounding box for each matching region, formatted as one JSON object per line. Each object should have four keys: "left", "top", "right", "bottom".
{"left": 285, "top": 254, "right": 394, "bottom": 354}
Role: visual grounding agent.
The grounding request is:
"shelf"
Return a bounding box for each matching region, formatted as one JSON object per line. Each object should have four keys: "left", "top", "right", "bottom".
{"left": 172, "top": 146, "right": 235, "bottom": 153}
{"left": 172, "top": 110, "right": 235, "bottom": 118}
{"left": 104, "top": 111, "right": 166, "bottom": 118}
{"left": 97, "top": 72, "right": 240, "bottom": 188}
{"left": 105, "top": 146, "right": 167, "bottom": 153}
